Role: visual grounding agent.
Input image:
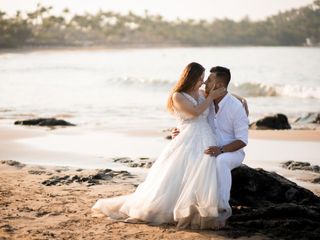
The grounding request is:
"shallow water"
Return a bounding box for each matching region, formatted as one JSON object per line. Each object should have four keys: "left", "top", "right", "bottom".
{"left": 1, "top": 47, "right": 319, "bottom": 132}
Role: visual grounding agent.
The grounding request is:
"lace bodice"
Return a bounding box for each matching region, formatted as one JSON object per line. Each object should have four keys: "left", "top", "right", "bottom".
{"left": 173, "top": 91, "right": 210, "bottom": 125}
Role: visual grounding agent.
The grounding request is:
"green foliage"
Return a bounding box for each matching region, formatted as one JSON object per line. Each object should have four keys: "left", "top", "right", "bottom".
{"left": 0, "top": 1, "right": 319, "bottom": 48}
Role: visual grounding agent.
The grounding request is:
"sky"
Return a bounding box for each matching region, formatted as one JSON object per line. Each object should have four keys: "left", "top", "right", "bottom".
{"left": 0, "top": 0, "right": 315, "bottom": 21}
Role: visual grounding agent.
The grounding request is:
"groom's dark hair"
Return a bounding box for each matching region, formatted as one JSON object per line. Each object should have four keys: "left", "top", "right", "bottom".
{"left": 210, "top": 66, "right": 231, "bottom": 87}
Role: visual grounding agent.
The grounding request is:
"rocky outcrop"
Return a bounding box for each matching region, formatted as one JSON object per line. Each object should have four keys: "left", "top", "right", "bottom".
{"left": 100, "top": 159, "right": 320, "bottom": 239}
{"left": 113, "top": 157, "right": 155, "bottom": 168}
{"left": 250, "top": 113, "right": 291, "bottom": 130}
{"left": 294, "top": 112, "right": 320, "bottom": 125}
{"left": 0, "top": 160, "right": 26, "bottom": 168}
{"left": 42, "top": 169, "right": 132, "bottom": 186}
{"left": 281, "top": 161, "right": 320, "bottom": 173}
{"left": 14, "top": 118, "right": 76, "bottom": 127}
{"left": 228, "top": 165, "right": 320, "bottom": 240}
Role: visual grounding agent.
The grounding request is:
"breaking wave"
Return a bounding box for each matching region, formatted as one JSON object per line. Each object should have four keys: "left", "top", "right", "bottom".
{"left": 107, "top": 77, "right": 320, "bottom": 99}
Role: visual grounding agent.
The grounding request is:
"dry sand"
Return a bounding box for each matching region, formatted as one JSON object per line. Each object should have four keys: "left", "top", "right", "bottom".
{"left": 249, "top": 129, "right": 320, "bottom": 141}
{"left": 0, "top": 162, "right": 269, "bottom": 240}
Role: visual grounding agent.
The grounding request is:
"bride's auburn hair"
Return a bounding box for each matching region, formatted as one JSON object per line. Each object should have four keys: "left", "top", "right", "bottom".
{"left": 167, "top": 62, "right": 205, "bottom": 113}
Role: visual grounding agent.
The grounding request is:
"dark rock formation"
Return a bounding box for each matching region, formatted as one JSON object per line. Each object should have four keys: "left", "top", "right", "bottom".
{"left": 0, "top": 224, "right": 16, "bottom": 233}
{"left": 281, "top": 161, "right": 320, "bottom": 173}
{"left": 295, "top": 112, "right": 320, "bottom": 125}
{"left": 28, "top": 170, "right": 47, "bottom": 175}
{"left": 0, "top": 160, "right": 26, "bottom": 168}
{"left": 281, "top": 161, "right": 320, "bottom": 185}
{"left": 113, "top": 157, "right": 154, "bottom": 168}
{"left": 14, "top": 118, "right": 76, "bottom": 127}
{"left": 312, "top": 177, "right": 320, "bottom": 184}
{"left": 227, "top": 165, "right": 320, "bottom": 240}
{"left": 250, "top": 113, "right": 291, "bottom": 130}
{"left": 42, "top": 169, "right": 132, "bottom": 186}
{"left": 165, "top": 135, "right": 172, "bottom": 140}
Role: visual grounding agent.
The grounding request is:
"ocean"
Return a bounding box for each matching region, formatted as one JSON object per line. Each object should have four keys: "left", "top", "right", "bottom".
{"left": 0, "top": 46, "right": 319, "bottom": 168}
{"left": 1, "top": 47, "right": 319, "bottom": 133}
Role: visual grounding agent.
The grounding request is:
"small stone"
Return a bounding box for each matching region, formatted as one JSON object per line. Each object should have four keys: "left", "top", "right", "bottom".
{"left": 0, "top": 160, "right": 25, "bottom": 168}
{"left": 311, "top": 177, "right": 320, "bottom": 184}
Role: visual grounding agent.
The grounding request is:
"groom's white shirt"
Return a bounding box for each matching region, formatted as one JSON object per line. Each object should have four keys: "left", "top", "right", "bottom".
{"left": 207, "top": 93, "right": 249, "bottom": 154}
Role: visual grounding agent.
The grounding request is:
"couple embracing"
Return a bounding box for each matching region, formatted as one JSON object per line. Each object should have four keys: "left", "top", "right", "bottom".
{"left": 92, "top": 62, "right": 249, "bottom": 230}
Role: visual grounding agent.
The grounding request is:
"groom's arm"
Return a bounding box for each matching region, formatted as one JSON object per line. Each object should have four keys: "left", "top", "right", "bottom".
{"left": 205, "top": 106, "right": 249, "bottom": 157}
{"left": 232, "top": 93, "right": 249, "bottom": 116}
{"left": 204, "top": 140, "right": 246, "bottom": 157}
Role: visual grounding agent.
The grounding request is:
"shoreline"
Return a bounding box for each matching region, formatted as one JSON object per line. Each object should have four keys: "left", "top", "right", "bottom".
{"left": 2, "top": 124, "right": 320, "bottom": 142}
{"left": 1, "top": 124, "right": 319, "bottom": 239}
{"left": 249, "top": 129, "right": 320, "bottom": 141}
{"left": 1, "top": 45, "right": 318, "bottom": 55}
{"left": 0, "top": 125, "right": 319, "bottom": 190}
{"left": 0, "top": 44, "right": 191, "bottom": 54}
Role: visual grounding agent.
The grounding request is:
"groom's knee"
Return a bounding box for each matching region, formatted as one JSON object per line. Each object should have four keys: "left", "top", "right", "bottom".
{"left": 216, "top": 154, "right": 228, "bottom": 170}
{"left": 216, "top": 152, "right": 243, "bottom": 170}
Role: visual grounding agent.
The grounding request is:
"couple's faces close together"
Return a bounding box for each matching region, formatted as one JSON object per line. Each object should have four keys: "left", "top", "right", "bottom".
{"left": 195, "top": 72, "right": 224, "bottom": 94}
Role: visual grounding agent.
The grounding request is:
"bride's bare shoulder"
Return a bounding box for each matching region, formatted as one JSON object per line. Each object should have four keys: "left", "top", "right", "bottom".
{"left": 172, "top": 92, "right": 184, "bottom": 99}
{"left": 172, "top": 92, "right": 182, "bottom": 99}
{"left": 173, "top": 92, "right": 187, "bottom": 104}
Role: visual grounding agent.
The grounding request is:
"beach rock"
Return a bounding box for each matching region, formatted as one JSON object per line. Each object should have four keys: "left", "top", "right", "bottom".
{"left": 113, "top": 157, "right": 155, "bottom": 168}
{"left": 28, "top": 170, "right": 47, "bottom": 175}
{"left": 0, "top": 160, "right": 26, "bottom": 168}
{"left": 54, "top": 167, "right": 70, "bottom": 173}
{"left": 14, "top": 118, "right": 76, "bottom": 127}
{"left": 113, "top": 157, "right": 134, "bottom": 164}
{"left": 312, "top": 177, "right": 320, "bottom": 184}
{"left": 231, "top": 165, "right": 320, "bottom": 206}
{"left": 0, "top": 224, "right": 16, "bottom": 233}
{"left": 165, "top": 135, "right": 172, "bottom": 140}
{"left": 91, "top": 169, "right": 114, "bottom": 180}
{"left": 35, "top": 211, "right": 50, "bottom": 217}
{"left": 294, "top": 112, "right": 320, "bottom": 125}
{"left": 228, "top": 165, "right": 320, "bottom": 240}
{"left": 281, "top": 160, "right": 320, "bottom": 173}
{"left": 41, "top": 169, "right": 132, "bottom": 186}
{"left": 249, "top": 113, "right": 291, "bottom": 130}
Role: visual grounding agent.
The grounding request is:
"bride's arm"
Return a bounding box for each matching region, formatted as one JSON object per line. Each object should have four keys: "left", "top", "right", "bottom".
{"left": 172, "top": 92, "right": 211, "bottom": 117}
{"left": 172, "top": 88, "right": 225, "bottom": 117}
{"left": 232, "top": 93, "right": 249, "bottom": 116}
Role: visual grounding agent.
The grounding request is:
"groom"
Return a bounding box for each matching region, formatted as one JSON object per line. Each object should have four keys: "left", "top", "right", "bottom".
{"left": 172, "top": 66, "right": 249, "bottom": 220}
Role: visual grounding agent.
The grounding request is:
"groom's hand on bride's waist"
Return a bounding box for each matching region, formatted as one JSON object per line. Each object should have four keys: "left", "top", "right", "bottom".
{"left": 204, "top": 146, "right": 222, "bottom": 157}
{"left": 171, "top": 128, "right": 180, "bottom": 139}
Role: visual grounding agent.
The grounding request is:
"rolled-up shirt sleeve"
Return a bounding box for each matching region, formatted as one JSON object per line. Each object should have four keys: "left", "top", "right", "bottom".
{"left": 233, "top": 106, "right": 249, "bottom": 145}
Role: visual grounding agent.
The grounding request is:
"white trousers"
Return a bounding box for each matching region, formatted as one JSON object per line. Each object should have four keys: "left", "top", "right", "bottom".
{"left": 216, "top": 151, "right": 245, "bottom": 208}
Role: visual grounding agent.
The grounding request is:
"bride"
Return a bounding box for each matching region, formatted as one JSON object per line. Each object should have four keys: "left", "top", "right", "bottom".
{"left": 92, "top": 62, "right": 230, "bottom": 229}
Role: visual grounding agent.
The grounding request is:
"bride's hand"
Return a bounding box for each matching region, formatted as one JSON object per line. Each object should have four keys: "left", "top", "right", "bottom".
{"left": 208, "top": 87, "right": 227, "bottom": 100}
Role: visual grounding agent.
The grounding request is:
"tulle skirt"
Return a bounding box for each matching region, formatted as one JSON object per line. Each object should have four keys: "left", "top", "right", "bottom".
{"left": 92, "top": 120, "right": 231, "bottom": 229}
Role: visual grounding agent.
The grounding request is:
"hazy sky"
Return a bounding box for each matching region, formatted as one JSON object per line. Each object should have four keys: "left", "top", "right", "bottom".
{"left": 0, "top": 0, "right": 315, "bottom": 21}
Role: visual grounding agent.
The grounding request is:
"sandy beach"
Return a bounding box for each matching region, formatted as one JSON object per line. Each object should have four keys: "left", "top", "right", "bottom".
{"left": 1, "top": 1, "right": 319, "bottom": 237}
{"left": 0, "top": 124, "right": 319, "bottom": 239}
{"left": 1, "top": 160, "right": 272, "bottom": 240}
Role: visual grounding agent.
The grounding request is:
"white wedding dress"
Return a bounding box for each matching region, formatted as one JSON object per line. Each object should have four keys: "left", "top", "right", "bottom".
{"left": 92, "top": 91, "right": 231, "bottom": 229}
